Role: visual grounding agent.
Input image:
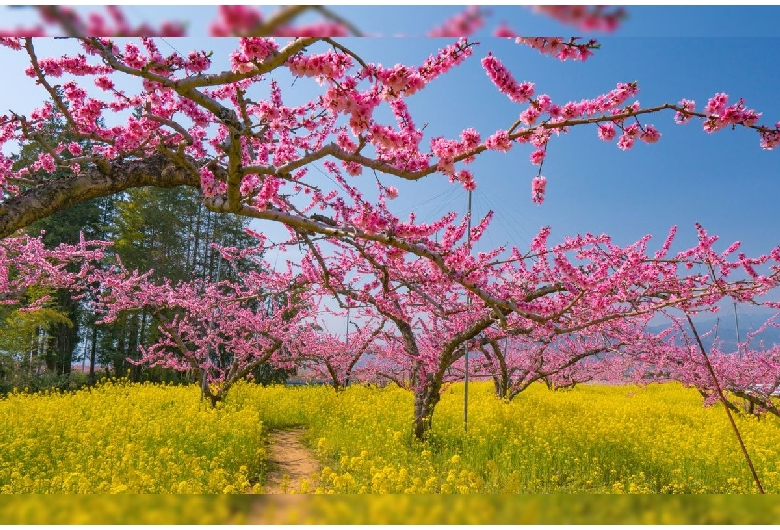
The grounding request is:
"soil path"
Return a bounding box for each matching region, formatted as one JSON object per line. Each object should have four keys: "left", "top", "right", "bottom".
{"left": 262, "top": 427, "right": 321, "bottom": 494}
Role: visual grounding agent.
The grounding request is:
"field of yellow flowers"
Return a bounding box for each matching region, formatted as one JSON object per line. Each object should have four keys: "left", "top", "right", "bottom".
{"left": 0, "top": 380, "right": 266, "bottom": 493}
{"left": 2, "top": 379, "right": 779, "bottom": 494}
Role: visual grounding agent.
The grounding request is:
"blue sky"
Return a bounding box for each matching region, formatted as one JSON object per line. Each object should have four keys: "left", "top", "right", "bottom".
{"left": 2, "top": 6, "right": 780, "bottom": 319}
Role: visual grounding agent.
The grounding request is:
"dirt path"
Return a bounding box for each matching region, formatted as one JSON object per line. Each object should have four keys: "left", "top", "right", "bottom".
{"left": 261, "top": 427, "right": 321, "bottom": 494}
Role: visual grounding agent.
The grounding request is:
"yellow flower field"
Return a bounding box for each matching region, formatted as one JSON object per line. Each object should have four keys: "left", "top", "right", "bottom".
{"left": 246, "top": 382, "right": 780, "bottom": 494}
{"left": 1, "top": 379, "right": 779, "bottom": 494}
{"left": 0, "top": 380, "right": 266, "bottom": 493}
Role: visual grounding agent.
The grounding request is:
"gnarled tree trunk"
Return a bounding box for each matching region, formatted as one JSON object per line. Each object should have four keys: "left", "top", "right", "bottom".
{"left": 410, "top": 360, "right": 443, "bottom": 441}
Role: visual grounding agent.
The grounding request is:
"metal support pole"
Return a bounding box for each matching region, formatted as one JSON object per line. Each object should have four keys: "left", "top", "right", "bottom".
{"left": 464, "top": 189, "right": 472, "bottom": 432}
{"left": 734, "top": 302, "right": 742, "bottom": 358}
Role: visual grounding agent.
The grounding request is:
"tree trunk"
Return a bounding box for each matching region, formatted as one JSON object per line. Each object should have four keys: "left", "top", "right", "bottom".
{"left": 89, "top": 324, "right": 98, "bottom": 385}
{"left": 116, "top": 315, "right": 129, "bottom": 377}
{"left": 410, "top": 359, "right": 443, "bottom": 440}
{"left": 128, "top": 312, "right": 140, "bottom": 382}
{"left": 130, "top": 311, "right": 148, "bottom": 382}
{"left": 207, "top": 392, "right": 221, "bottom": 408}
{"left": 43, "top": 327, "right": 57, "bottom": 373}
{"left": 325, "top": 362, "right": 342, "bottom": 393}
{"left": 190, "top": 202, "right": 203, "bottom": 275}
{"left": 412, "top": 382, "right": 442, "bottom": 441}
{"left": 55, "top": 322, "right": 75, "bottom": 376}
{"left": 492, "top": 373, "right": 508, "bottom": 399}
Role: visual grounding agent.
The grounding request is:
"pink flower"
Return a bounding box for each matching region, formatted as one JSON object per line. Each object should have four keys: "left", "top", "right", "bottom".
{"left": 229, "top": 50, "right": 256, "bottom": 74}
{"left": 481, "top": 54, "right": 535, "bottom": 104}
{"left": 485, "top": 130, "right": 512, "bottom": 152}
{"left": 623, "top": 123, "right": 640, "bottom": 138}
{"left": 597, "top": 123, "right": 616, "bottom": 141}
{"left": 94, "top": 75, "right": 114, "bottom": 91}
{"left": 239, "top": 37, "right": 278, "bottom": 62}
{"left": 616, "top": 133, "right": 634, "bottom": 151}
{"left": 640, "top": 125, "right": 661, "bottom": 143}
{"left": 674, "top": 99, "right": 696, "bottom": 124}
{"left": 187, "top": 51, "right": 211, "bottom": 73}
{"left": 519, "top": 106, "right": 541, "bottom": 126}
{"left": 200, "top": 167, "right": 217, "bottom": 197}
{"left": 530, "top": 148, "right": 545, "bottom": 165}
{"left": 386, "top": 186, "right": 399, "bottom": 200}
{"left": 460, "top": 128, "right": 481, "bottom": 148}
{"left": 343, "top": 161, "right": 362, "bottom": 176}
{"left": 532, "top": 175, "right": 547, "bottom": 204}
{"left": 39, "top": 153, "right": 55, "bottom": 173}
{"left": 494, "top": 22, "right": 517, "bottom": 38}
{"left": 704, "top": 92, "right": 728, "bottom": 116}
{"left": 428, "top": 6, "right": 485, "bottom": 37}
{"left": 760, "top": 130, "right": 780, "bottom": 150}
{"left": 67, "top": 142, "right": 83, "bottom": 156}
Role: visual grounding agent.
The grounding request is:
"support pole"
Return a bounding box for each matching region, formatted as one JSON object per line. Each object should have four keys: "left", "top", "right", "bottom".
{"left": 464, "top": 188, "right": 472, "bottom": 432}
{"left": 734, "top": 302, "right": 742, "bottom": 358}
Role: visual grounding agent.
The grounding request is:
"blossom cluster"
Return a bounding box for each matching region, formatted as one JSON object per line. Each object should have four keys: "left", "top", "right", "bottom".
{"left": 530, "top": 6, "right": 626, "bottom": 32}
{"left": 513, "top": 37, "right": 600, "bottom": 62}
{"left": 427, "top": 6, "right": 486, "bottom": 37}
{"left": 481, "top": 53, "right": 535, "bottom": 104}
{"left": 230, "top": 37, "right": 279, "bottom": 74}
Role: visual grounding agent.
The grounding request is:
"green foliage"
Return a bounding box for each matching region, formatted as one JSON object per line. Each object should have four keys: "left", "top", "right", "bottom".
{"left": 250, "top": 363, "right": 296, "bottom": 387}
{"left": 2, "top": 99, "right": 259, "bottom": 390}
{"left": 113, "top": 186, "right": 256, "bottom": 283}
{"left": 1, "top": 100, "right": 261, "bottom": 391}
{"left": 0, "top": 371, "right": 88, "bottom": 396}
{"left": 0, "top": 286, "right": 72, "bottom": 365}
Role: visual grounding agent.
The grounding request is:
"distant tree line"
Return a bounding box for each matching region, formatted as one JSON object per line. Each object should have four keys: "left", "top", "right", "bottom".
{"left": 0, "top": 108, "right": 286, "bottom": 393}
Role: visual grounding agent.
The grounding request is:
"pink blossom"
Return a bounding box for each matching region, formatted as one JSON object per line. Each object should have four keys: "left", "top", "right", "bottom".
{"left": 530, "top": 6, "right": 625, "bottom": 32}
{"left": 640, "top": 125, "right": 661, "bottom": 143}
{"left": 94, "top": 75, "right": 114, "bottom": 91}
{"left": 704, "top": 92, "right": 729, "bottom": 116}
{"left": 427, "top": 5, "right": 485, "bottom": 37}
{"left": 532, "top": 175, "right": 547, "bottom": 204}
{"left": 530, "top": 148, "right": 545, "bottom": 165}
{"left": 200, "top": 167, "right": 217, "bottom": 197}
{"left": 485, "top": 130, "right": 512, "bottom": 152}
{"left": 481, "top": 53, "right": 535, "bottom": 104}
{"left": 514, "top": 37, "right": 601, "bottom": 62}
{"left": 343, "top": 161, "right": 363, "bottom": 176}
{"left": 616, "top": 133, "right": 634, "bottom": 151}
{"left": 674, "top": 99, "right": 696, "bottom": 124}
{"left": 519, "top": 106, "right": 541, "bottom": 126}
{"left": 494, "top": 22, "right": 517, "bottom": 38}
{"left": 760, "top": 128, "right": 780, "bottom": 150}
{"left": 460, "top": 128, "right": 481, "bottom": 148}
{"left": 239, "top": 37, "right": 278, "bottom": 62}
{"left": 456, "top": 169, "right": 475, "bottom": 190}
{"left": 597, "top": 123, "right": 616, "bottom": 141}
{"left": 416, "top": 38, "right": 473, "bottom": 84}
{"left": 186, "top": 51, "right": 211, "bottom": 72}
{"left": 67, "top": 142, "right": 83, "bottom": 156}
{"left": 38, "top": 153, "right": 55, "bottom": 173}
{"left": 210, "top": 6, "right": 264, "bottom": 36}
{"left": 0, "top": 38, "right": 24, "bottom": 50}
